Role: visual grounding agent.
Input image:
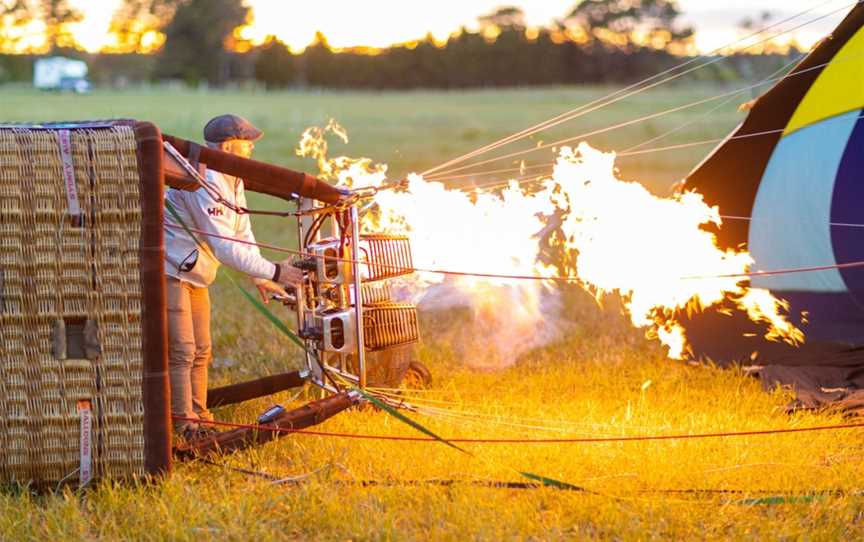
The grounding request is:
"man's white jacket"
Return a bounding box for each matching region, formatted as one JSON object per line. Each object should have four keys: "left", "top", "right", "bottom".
{"left": 164, "top": 169, "right": 276, "bottom": 288}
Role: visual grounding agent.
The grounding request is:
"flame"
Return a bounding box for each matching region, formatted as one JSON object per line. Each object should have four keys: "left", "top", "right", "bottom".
{"left": 297, "top": 123, "right": 803, "bottom": 364}
{"left": 547, "top": 144, "right": 803, "bottom": 358}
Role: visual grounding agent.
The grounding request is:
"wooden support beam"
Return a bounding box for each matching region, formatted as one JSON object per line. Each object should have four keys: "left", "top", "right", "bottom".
{"left": 174, "top": 391, "right": 359, "bottom": 459}
{"left": 162, "top": 134, "right": 345, "bottom": 204}
{"left": 208, "top": 371, "right": 308, "bottom": 408}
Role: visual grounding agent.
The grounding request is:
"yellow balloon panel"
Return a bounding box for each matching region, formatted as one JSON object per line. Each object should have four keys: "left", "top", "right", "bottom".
{"left": 785, "top": 26, "right": 864, "bottom": 136}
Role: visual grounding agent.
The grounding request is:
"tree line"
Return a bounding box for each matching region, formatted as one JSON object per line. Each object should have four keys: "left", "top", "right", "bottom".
{"left": 0, "top": 0, "right": 802, "bottom": 88}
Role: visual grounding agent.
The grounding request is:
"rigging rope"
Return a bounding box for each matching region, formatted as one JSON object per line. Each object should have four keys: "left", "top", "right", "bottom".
{"left": 197, "top": 455, "right": 864, "bottom": 505}
{"left": 419, "top": 0, "right": 858, "bottom": 178}
{"left": 174, "top": 415, "right": 864, "bottom": 444}
{"left": 165, "top": 222, "right": 864, "bottom": 282}
{"left": 722, "top": 215, "right": 864, "bottom": 229}
{"left": 367, "top": 388, "right": 670, "bottom": 432}
{"left": 163, "top": 142, "right": 303, "bottom": 218}
{"left": 411, "top": 406, "right": 644, "bottom": 437}
{"left": 426, "top": 48, "right": 864, "bottom": 181}
{"left": 453, "top": 100, "right": 864, "bottom": 193}
{"left": 619, "top": 52, "right": 806, "bottom": 154}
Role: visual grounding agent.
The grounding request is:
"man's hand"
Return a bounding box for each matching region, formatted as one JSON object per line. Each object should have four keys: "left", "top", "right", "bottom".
{"left": 275, "top": 259, "right": 304, "bottom": 288}
{"left": 252, "top": 278, "right": 288, "bottom": 304}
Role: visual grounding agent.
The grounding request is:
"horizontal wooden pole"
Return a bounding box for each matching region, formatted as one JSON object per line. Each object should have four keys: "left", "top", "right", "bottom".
{"left": 208, "top": 371, "right": 308, "bottom": 408}
{"left": 175, "top": 392, "right": 358, "bottom": 459}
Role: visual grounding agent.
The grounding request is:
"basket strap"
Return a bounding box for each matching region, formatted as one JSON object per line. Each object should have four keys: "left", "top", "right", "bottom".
{"left": 77, "top": 400, "right": 94, "bottom": 487}
{"left": 55, "top": 130, "right": 82, "bottom": 223}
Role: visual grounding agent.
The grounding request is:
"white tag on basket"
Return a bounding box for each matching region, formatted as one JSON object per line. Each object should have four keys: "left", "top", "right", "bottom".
{"left": 56, "top": 130, "right": 82, "bottom": 220}
{"left": 77, "top": 400, "right": 93, "bottom": 487}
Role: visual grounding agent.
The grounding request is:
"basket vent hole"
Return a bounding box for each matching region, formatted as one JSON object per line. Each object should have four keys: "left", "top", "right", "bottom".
{"left": 53, "top": 317, "right": 100, "bottom": 360}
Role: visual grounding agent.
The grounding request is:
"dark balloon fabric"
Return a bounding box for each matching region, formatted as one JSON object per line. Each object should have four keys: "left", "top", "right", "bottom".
{"left": 682, "top": 4, "right": 864, "bottom": 371}
{"left": 831, "top": 114, "right": 864, "bottom": 303}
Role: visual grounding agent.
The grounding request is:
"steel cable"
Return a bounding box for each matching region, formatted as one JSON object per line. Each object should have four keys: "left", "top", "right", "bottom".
{"left": 426, "top": 46, "right": 864, "bottom": 180}
{"left": 165, "top": 222, "right": 864, "bottom": 282}
{"left": 174, "top": 415, "right": 864, "bottom": 444}
{"left": 419, "top": 0, "right": 858, "bottom": 178}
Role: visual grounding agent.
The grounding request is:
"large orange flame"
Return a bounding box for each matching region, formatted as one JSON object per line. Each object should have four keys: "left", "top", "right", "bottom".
{"left": 547, "top": 144, "right": 803, "bottom": 358}
{"left": 298, "top": 123, "right": 803, "bottom": 363}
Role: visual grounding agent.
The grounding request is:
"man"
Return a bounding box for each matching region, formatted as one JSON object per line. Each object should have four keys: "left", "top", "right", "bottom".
{"left": 164, "top": 113, "right": 301, "bottom": 440}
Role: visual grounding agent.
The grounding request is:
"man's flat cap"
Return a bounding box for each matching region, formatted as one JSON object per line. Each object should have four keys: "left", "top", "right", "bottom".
{"left": 204, "top": 114, "right": 263, "bottom": 143}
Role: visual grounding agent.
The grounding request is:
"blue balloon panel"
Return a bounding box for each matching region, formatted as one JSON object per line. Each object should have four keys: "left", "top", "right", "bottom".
{"left": 748, "top": 110, "right": 861, "bottom": 293}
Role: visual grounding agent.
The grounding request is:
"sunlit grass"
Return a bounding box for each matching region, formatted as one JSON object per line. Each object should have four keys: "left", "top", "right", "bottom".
{"left": 1, "top": 87, "right": 863, "bottom": 539}
{"left": 3, "top": 321, "right": 863, "bottom": 539}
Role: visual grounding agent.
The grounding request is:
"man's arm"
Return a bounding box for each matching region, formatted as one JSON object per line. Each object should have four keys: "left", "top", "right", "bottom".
{"left": 232, "top": 181, "right": 295, "bottom": 302}
{"left": 183, "top": 177, "right": 277, "bottom": 281}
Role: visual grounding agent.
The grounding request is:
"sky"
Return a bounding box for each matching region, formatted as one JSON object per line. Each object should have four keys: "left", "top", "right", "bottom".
{"left": 66, "top": 0, "right": 850, "bottom": 53}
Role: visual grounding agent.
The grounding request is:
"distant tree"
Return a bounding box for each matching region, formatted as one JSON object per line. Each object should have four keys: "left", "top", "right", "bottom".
{"left": 109, "top": 0, "right": 180, "bottom": 53}
{"left": 477, "top": 6, "right": 527, "bottom": 33}
{"left": 253, "top": 36, "right": 294, "bottom": 89}
{"left": 38, "top": 0, "right": 80, "bottom": 50}
{"left": 444, "top": 27, "right": 491, "bottom": 87}
{"left": 566, "top": 0, "right": 693, "bottom": 50}
{"left": 530, "top": 27, "right": 570, "bottom": 85}
{"left": 301, "top": 32, "right": 335, "bottom": 87}
{"left": 476, "top": 7, "right": 534, "bottom": 86}
{"left": 414, "top": 33, "right": 448, "bottom": 88}
{"left": 154, "top": 0, "right": 248, "bottom": 85}
{"left": 0, "top": 1, "right": 27, "bottom": 52}
{"left": 736, "top": 11, "right": 793, "bottom": 55}
{"left": 0, "top": 0, "right": 81, "bottom": 52}
{"left": 737, "top": 10, "right": 773, "bottom": 34}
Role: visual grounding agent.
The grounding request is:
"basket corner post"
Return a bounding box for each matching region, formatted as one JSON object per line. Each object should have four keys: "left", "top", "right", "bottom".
{"left": 134, "top": 121, "right": 173, "bottom": 477}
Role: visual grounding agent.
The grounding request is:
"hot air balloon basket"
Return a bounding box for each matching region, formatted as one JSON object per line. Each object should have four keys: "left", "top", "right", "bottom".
{"left": 0, "top": 121, "right": 170, "bottom": 488}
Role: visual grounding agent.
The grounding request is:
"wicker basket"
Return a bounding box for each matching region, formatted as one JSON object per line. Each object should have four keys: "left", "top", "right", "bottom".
{"left": 0, "top": 121, "right": 170, "bottom": 487}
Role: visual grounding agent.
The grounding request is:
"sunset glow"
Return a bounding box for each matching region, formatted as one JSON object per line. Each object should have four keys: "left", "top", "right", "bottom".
{"left": 67, "top": 0, "right": 119, "bottom": 52}
{"left": 224, "top": 0, "right": 837, "bottom": 53}
{"left": 1, "top": 0, "right": 843, "bottom": 54}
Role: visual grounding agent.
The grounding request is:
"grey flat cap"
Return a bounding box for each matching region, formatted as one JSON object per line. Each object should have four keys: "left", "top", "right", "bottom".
{"left": 203, "top": 114, "right": 263, "bottom": 142}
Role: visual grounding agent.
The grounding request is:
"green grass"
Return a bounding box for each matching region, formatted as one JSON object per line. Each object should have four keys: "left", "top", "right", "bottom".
{"left": 0, "top": 84, "right": 750, "bottom": 189}
{"left": 2, "top": 86, "right": 863, "bottom": 540}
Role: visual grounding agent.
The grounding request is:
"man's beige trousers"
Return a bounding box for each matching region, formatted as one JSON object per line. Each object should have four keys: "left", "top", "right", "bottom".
{"left": 167, "top": 277, "right": 213, "bottom": 430}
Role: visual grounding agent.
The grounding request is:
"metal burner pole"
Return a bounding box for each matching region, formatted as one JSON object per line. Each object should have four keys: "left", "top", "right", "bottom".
{"left": 350, "top": 205, "right": 367, "bottom": 389}
{"left": 297, "top": 197, "right": 320, "bottom": 385}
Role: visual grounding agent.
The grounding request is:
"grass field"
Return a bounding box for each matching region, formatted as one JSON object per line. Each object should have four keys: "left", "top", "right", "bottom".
{"left": 2, "top": 86, "right": 864, "bottom": 540}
